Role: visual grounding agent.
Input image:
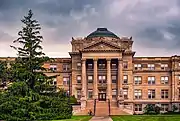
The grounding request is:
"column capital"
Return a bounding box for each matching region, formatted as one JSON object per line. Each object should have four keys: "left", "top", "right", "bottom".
{"left": 118, "top": 58, "right": 123, "bottom": 61}
{"left": 106, "top": 58, "right": 111, "bottom": 61}
{"left": 81, "top": 58, "right": 86, "bottom": 61}
{"left": 93, "top": 58, "right": 98, "bottom": 61}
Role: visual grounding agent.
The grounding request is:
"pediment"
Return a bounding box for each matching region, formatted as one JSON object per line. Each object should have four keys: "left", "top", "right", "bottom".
{"left": 83, "top": 41, "right": 120, "bottom": 50}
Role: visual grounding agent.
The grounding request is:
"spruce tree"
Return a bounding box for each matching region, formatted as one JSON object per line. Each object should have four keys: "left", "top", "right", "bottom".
{"left": 11, "top": 10, "right": 50, "bottom": 90}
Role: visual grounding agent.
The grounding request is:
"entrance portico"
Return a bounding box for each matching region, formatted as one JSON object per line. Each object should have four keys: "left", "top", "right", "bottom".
{"left": 81, "top": 57, "right": 123, "bottom": 101}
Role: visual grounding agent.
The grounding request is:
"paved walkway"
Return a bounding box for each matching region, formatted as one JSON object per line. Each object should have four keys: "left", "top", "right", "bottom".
{"left": 89, "top": 116, "right": 113, "bottom": 121}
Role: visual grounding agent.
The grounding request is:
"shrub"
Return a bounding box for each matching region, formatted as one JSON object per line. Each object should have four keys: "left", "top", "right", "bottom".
{"left": 0, "top": 82, "right": 72, "bottom": 121}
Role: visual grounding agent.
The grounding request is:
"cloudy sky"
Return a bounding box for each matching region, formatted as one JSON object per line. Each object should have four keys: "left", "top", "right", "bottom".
{"left": 0, "top": 0, "right": 180, "bottom": 57}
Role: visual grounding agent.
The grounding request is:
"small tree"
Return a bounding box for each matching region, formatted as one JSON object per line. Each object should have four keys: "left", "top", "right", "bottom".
{"left": 10, "top": 10, "right": 51, "bottom": 91}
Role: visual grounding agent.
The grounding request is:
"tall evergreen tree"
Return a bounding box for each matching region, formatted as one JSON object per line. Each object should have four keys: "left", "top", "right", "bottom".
{"left": 11, "top": 10, "right": 50, "bottom": 90}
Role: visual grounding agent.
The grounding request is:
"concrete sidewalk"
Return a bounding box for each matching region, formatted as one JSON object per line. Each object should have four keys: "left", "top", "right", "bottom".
{"left": 89, "top": 116, "right": 113, "bottom": 121}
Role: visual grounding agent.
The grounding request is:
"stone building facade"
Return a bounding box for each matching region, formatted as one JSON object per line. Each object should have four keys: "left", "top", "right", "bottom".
{"left": 1, "top": 28, "right": 180, "bottom": 115}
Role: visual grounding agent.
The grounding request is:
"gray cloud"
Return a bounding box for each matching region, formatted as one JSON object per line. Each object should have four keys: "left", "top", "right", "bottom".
{"left": 0, "top": 0, "right": 180, "bottom": 57}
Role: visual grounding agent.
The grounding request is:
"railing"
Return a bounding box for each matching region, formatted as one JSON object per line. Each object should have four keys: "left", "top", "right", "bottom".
{"left": 94, "top": 99, "right": 96, "bottom": 116}
{"left": 108, "top": 99, "right": 110, "bottom": 116}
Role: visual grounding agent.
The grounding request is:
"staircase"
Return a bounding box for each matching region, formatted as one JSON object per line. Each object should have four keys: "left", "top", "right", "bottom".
{"left": 110, "top": 101, "right": 131, "bottom": 115}
{"left": 95, "top": 100, "right": 109, "bottom": 116}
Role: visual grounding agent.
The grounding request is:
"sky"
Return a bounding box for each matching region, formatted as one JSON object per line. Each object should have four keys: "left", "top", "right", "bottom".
{"left": 0, "top": 0, "right": 180, "bottom": 57}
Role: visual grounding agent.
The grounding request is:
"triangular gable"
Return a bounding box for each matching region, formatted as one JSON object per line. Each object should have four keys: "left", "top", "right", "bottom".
{"left": 83, "top": 40, "right": 120, "bottom": 50}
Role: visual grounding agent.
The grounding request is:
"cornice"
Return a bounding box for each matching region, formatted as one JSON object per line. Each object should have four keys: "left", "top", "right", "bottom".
{"left": 81, "top": 49, "right": 124, "bottom": 52}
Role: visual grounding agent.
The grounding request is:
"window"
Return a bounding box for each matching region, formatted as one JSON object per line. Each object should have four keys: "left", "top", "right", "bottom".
{"left": 123, "top": 75, "right": 128, "bottom": 84}
{"left": 148, "top": 76, "right": 155, "bottom": 84}
{"left": 178, "top": 76, "right": 180, "bottom": 85}
{"left": 111, "top": 63, "right": 117, "bottom": 69}
{"left": 161, "top": 104, "right": 169, "bottom": 112}
{"left": 98, "top": 75, "right": 106, "bottom": 83}
{"left": 112, "top": 89, "right": 117, "bottom": 99}
{"left": 87, "top": 63, "right": 93, "bottom": 69}
{"left": 112, "top": 75, "right": 117, "bottom": 83}
{"left": 148, "top": 89, "right": 155, "bottom": 99}
{"left": 77, "top": 75, "right": 81, "bottom": 83}
{"left": 161, "top": 76, "right": 169, "bottom": 84}
{"left": 88, "top": 90, "right": 93, "bottom": 99}
{"left": 50, "top": 64, "right": 57, "bottom": 71}
{"left": 99, "top": 63, "right": 106, "bottom": 69}
{"left": 134, "top": 64, "right": 142, "bottom": 70}
{"left": 134, "top": 104, "right": 142, "bottom": 111}
{"left": 161, "top": 64, "right": 168, "bottom": 70}
{"left": 77, "top": 62, "right": 81, "bottom": 69}
{"left": 88, "top": 75, "right": 93, "bottom": 83}
{"left": 123, "top": 88, "right": 128, "bottom": 99}
{"left": 63, "top": 64, "right": 69, "bottom": 71}
{"left": 161, "top": 90, "right": 168, "bottom": 99}
{"left": 77, "top": 90, "right": 81, "bottom": 99}
{"left": 63, "top": 77, "right": 69, "bottom": 85}
{"left": 134, "top": 89, "right": 142, "bottom": 99}
{"left": 148, "top": 64, "right": 155, "bottom": 70}
{"left": 123, "top": 62, "right": 128, "bottom": 69}
{"left": 134, "top": 76, "right": 142, "bottom": 85}
{"left": 50, "top": 78, "right": 57, "bottom": 85}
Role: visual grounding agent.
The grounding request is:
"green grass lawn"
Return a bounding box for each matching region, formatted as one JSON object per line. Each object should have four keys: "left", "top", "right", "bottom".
{"left": 52, "top": 116, "right": 92, "bottom": 121}
{"left": 111, "top": 115, "right": 180, "bottom": 121}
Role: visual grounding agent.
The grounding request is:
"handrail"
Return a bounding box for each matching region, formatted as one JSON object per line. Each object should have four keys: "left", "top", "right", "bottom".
{"left": 94, "top": 99, "right": 96, "bottom": 116}
{"left": 108, "top": 99, "right": 110, "bottom": 116}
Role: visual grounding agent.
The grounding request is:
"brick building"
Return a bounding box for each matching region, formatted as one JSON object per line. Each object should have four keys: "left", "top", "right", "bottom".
{"left": 1, "top": 28, "right": 180, "bottom": 115}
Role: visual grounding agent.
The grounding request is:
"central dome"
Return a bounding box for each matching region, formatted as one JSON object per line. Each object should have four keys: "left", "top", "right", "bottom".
{"left": 87, "top": 28, "right": 119, "bottom": 39}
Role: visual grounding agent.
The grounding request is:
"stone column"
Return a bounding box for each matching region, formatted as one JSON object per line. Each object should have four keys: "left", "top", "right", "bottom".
{"left": 81, "top": 58, "right": 87, "bottom": 109}
{"left": 93, "top": 58, "right": 98, "bottom": 99}
{"left": 118, "top": 58, "right": 123, "bottom": 100}
{"left": 107, "top": 59, "right": 112, "bottom": 100}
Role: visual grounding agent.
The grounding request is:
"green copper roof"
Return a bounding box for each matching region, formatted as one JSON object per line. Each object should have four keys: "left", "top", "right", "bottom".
{"left": 87, "top": 28, "right": 119, "bottom": 39}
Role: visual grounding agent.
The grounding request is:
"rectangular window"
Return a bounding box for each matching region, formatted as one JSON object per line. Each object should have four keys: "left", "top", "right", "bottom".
{"left": 88, "top": 90, "right": 93, "bottom": 99}
{"left": 161, "top": 76, "right": 169, "bottom": 84}
{"left": 134, "top": 76, "right": 142, "bottom": 85}
{"left": 161, "top": 64, "right": 168, "bottom": 70}
{"left": 123, "top": 62, "right": 128, "bottom": 69}
{"left": 112, "top": 89, "right": 117, "bottom": 99}
{"left": 123, "top": 75, "right": 128, "bottom": 84}
{"left": 134, "top": 89, "right": 142, "bottom": 99}
{"left": 77, "top": 90, "right": 81, "bottom": 99}
{"left": 134, "top": 104, "right": 142, "bottom": 111}
{"left": 98, "top": 75, "right": 106, "bottom": 83}
{"left": 63, "top": 64, "right": 69, "bottom": 71}
{"left": 148, "top": 76, "right": 155, "bottom": 84}
{"left": 87, "top": 63, "right": 93, "bottom": 69}
{"left": 161, "top": 89, "right": 168, "bottom": 99}
{"left": 148, "top": 89, "right": 155, "bottom": 99}
{"left": 99, "top": 63, "right": 106, "bottom": 69}
{"left": 50, "top": 78, "right": 57, "bottom": 85}
{"left": 134, "top": 64, "right": 142, "bottom": 70}
{"left": 178, "top": 76, "right": 180, "bottom": 85}
{"left": 77, "top": 75, "right": 81, "bottom": 83}
{"left": 112, "top": 75, "right": 117, "bottom": 83}
{"left": 50, "top": 64, "right": 57, "bottom": 71}
{"left": 123, "top": 88, "right": 128, "bottom": 99}
{"left": 77, "top": 62, "right": 81, "bottom": 69}
{"left": 111, "top": 63, "right": 117, "bottom": 69}
{"left": 88, "top": 75, "right": 93, "bottom": 83}
{"left": 161, "top": 104, "right": 169, "bottom": 112}
{"left": 63, "top": 77, "right": 69, "bottom": 85}
{"left": 148, "top": 64, "right": 155, "bottom": 70}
